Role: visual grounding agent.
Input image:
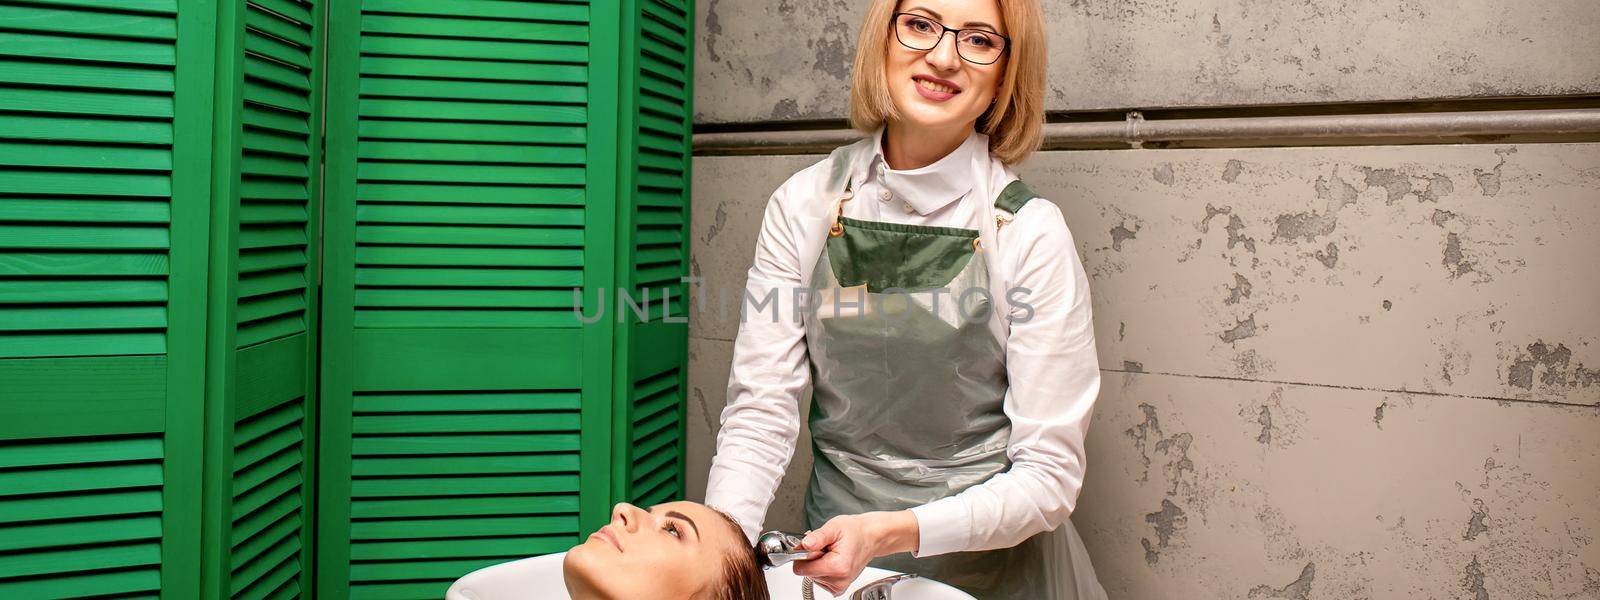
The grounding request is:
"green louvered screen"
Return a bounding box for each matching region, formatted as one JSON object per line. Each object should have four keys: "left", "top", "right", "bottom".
{"left": 626, "top": 366, "right": 684, "bottom": 506}
{"left": 3, "top": 0, "right": 691, "bottom": 597}
{"left": 318, "top": 2, "right": 630, "bottom": 598}
{"left": 1, "top": 0, "right": 321, "bottom": 597}
{"left": 225, "top": 0, "right": 323, "bottom": 599}
{"left": 0, "top": 1, "right": 177, "bottom": 360}
{"left": 0, "top": 435, "right": 166, "bottom": 597}
{"left": 236, "top": 0, "right": 318, "bottom": 348}
{"left": 620, "top": 0, "right": 692, "bottom": 507}
{"left": 0, "top": 0, "right": 210, "bottom": 597}
{"left": 229, "top": 401, "right": 309, "bottom": 599}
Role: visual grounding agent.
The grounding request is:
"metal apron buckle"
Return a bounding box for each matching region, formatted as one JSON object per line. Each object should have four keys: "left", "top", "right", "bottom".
{"left": 830, "top": 185, "right": 854, "bottom": 237}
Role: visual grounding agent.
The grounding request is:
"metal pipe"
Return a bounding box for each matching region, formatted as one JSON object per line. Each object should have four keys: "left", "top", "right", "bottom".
{"left": 1051, "top": 107, "right": 1600, "bottom": 144}
{"left": 693, "top": 128, "right": 867, "bottom": 155}
{"left": 692, "top": 108, "right": 1600, "bottom": 154}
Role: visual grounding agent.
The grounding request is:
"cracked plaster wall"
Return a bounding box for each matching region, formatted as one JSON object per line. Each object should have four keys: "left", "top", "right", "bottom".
{"left": 686, "top": 146, "right": 1600, "bottom": 598}
{"left": 694, "top": 0, "right": 1600, "bottom": 123}
{"left": 688, "top": 1, "right": 1599, "bottom": 596}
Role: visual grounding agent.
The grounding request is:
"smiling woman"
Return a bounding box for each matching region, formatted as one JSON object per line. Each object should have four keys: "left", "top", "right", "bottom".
{"left": 703, "top": 0, "right": 1107, "bottom": 598}
{"left": 562, "top": 501, "right": 770, "bottom": 600}
{"left": 850, "top": 0, "right": 1046, "bottom": 164}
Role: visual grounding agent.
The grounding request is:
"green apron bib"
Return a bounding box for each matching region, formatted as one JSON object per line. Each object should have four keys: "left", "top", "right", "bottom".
{"left": 801, "top": 179, "right": 1101, "bottom": 599}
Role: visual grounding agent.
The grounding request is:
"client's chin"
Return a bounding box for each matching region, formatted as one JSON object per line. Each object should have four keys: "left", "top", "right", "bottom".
{"left": 560, "top": 541, "right": 609, "bottom": 599}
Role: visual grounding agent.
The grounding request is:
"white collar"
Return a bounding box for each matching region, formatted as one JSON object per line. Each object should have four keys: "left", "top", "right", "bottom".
{"left": 866, "top": 126, "right": 986, "bottom": 216}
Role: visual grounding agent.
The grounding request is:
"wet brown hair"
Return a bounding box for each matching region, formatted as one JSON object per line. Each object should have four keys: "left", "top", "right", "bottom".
{"left": 706, "top": 509, "right": 770, "bottom": 600}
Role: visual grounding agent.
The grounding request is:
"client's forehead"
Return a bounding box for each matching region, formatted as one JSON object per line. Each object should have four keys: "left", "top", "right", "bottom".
{"left": 650, "top": 502, "right": 747, "bottom": 551}
{"left": 647, "top": 500, "right": 701, "bottom": 519}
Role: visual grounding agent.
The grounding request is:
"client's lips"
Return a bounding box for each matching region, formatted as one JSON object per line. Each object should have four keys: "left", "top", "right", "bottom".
{"left": 592, "top": 526, "right": 622, "bottom": 551}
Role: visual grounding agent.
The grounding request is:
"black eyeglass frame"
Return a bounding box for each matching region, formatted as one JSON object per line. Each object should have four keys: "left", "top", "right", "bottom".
{"left": 890, "top": 11, "right": 1011, "bottom": 65}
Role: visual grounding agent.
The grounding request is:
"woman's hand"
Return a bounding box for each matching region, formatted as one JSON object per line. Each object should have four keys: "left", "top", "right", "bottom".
{"left": 791, "top": 510, "right": 920, "bottom": 597}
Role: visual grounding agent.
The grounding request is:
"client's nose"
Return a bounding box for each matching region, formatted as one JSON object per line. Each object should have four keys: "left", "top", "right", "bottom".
{"left": 611, "top": 502, "right": 644, "bottom": 532}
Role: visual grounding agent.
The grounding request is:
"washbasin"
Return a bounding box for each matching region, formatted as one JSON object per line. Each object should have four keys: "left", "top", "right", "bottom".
{"left": 446, "top": 552, "right": 975, "bottom": 600}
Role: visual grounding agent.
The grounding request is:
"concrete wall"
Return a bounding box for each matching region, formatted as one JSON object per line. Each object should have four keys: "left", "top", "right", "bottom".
{"left": 695, "top": 0, "right": 1600, "bottom": 122}
{"left": 687, "top": 1, "right": 1600, "bottom": 597}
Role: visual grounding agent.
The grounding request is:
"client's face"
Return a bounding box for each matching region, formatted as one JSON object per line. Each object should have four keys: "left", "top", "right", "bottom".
{"left": 562, "top": 501, "right": 747, "bottom": 599}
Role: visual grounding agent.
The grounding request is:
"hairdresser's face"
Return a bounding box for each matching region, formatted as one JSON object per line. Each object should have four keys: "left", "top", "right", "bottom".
{"left": 563, "top": 501, "right": 742, "bottom": 599}
{"left": 885, "top": 0, "right": 1007, "bottom": 134}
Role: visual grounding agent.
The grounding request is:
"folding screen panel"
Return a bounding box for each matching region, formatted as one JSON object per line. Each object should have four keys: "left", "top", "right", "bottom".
{"left": 319, "top": 2, "right": 624, "bottom": 598}
{"left": 0, "top": 1, "right": 324, "bottom": 598}
{"left": 0, "top": 2, "right": 692, "bottom": 598}
{"left": 0, "top": 0, "right": 212, "bottom": 597}
{"left": 618, "top": 0, "right": 693, "bottom": 508}
{"left": 219, "top": 1, "right": 324, "bottom": 598}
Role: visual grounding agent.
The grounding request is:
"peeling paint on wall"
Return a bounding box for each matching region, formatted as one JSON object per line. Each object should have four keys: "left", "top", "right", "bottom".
{"left": 1154, "top": 432, "right": 1194, "bottom": 496}
{"left": 1125, "top": 403, "right": 1163, "bottom": 484}
{"left": 1273, "top": 210, "right": 1339, "bottom": 244}
{"left": 1313, "top": 243, "right": 1339, "bottom": 268}
{"left": 1069, "top": 371, "right": 1599, "bottom": 598}
{"left": 1248, "top": 562, "right": 1315, "bottom": 600}
{"left": 1225, "top": 214, "right": 1257, "bottom": 253}
{"left": 1443, "top": 232, "right": 1478, "bottom": 279}
{"left": 1504, "top": 340, "right": 1600, "bottom": 394}
{"left": 1361, "top": 167, "right": 1414, "bottom": 204}
{"left": 1111, "top": 223, "right": 1139, "bottom": 252}
{"left": 1463, "top": 556, "right": 1489, "bottom": 600}
{"left": 1152, "top": 163, "right": 1176, "bottom": 186}
{"left": 1221, "top": 314, "right": 1259, "bottom": 343}
{"left": 1143, "top": 498, "right": 1188, "bottom": 563}
{"left": 690, "top": 145, "right": 1600, "bottom": 598}
{"left": 1017, "top": 144, "right": 1599, "bottom": 405}
{"left": 1223, "top": 159, "right": 1246, "bottom": 183}
{"left": 1225, "top": 273, "right": 1253, "bottom": 305}
{"left": 1474, "top": 148, "right": 1517, "bottom": 197}
{"left": 1465, "top": 498, "right": 1490, "bottom": 541}
{"left": 1254, "top": 405, "right": 1275, "bottom": 445}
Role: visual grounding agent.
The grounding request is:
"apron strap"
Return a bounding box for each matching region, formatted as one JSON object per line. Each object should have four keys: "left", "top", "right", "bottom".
{"left": 994, "top": 179, "right": 1037, "bottom": 214}
{"left": 978, "top": 176, "right": 1037, "bottom": 348}
{"left": 991, "top": 179, "right": 1036, "bottom": 237}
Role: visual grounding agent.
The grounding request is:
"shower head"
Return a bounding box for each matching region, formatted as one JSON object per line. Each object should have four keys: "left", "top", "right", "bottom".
{"left": 755, "top": 530, "right": 811, "bottom": 569}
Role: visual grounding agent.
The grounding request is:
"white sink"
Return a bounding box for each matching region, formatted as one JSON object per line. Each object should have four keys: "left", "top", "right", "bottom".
{"left": 446, "top": 552, "right": 975, "bottom": 600}
{"left": 761, "top": 561, "right": 974, "bottom": 600}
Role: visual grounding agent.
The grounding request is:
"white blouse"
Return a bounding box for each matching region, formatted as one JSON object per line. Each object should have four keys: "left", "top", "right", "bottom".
{"left": 703, "top": 128, "right": 1101, "bottom": 558}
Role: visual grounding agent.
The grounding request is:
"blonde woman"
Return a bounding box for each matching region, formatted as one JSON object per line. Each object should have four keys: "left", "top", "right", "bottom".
{"left": 704, "top": 0, "right": 1105, "bottom": 598}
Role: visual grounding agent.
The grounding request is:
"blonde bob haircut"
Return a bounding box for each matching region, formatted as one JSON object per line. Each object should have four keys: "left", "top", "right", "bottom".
{"left": 848, "top": 0, "right": 1046, "bottom": 165}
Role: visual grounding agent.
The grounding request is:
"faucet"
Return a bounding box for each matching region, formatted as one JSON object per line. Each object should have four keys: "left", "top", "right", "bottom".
{"left": 848, "top": 573, "right": 920, "bottom": 600}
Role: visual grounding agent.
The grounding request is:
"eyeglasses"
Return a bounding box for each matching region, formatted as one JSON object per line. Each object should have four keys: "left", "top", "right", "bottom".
{"left": 891, "top": 12, "right": 1010, "bottom": 65}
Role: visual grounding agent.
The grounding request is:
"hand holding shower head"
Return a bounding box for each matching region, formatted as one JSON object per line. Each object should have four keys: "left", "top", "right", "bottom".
{"left": 758, "top": 531, "right": 921, "bottom": 599}
{"left": 755, "top": 530, "right": 811, "bottom": 569}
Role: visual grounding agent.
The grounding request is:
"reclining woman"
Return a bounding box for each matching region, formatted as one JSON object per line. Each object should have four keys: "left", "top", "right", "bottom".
{"left": 563, "top": 500, "right": 772, "bottom": 600}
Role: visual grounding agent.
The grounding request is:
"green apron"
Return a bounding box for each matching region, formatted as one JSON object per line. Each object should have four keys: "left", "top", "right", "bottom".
{"left": 801, "top": 177, "right": 1105, "bottom": 599}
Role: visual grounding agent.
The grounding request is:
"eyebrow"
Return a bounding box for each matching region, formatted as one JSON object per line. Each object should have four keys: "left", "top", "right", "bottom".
{"left": 665, "top": 510, "right": 700, "bottom": 541}
{"left": 905, "top": 6, "right": 1000, "bottom": 32}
